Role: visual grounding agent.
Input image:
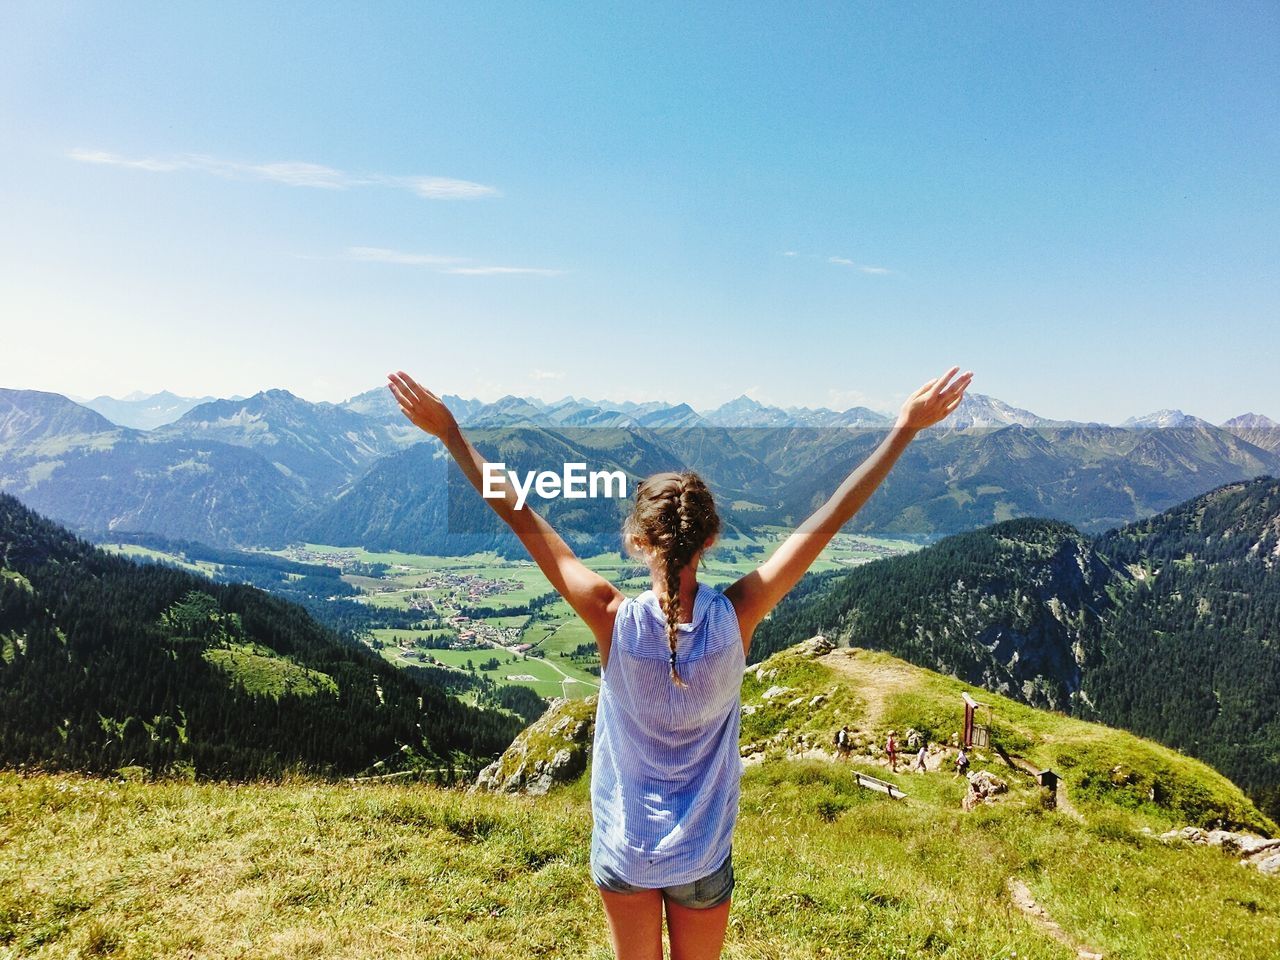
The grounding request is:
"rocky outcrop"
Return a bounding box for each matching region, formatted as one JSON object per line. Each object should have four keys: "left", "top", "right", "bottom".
{"left": 962, "top": 770, "right": 1008, "bottom": 811}
{"left": 472, "top": 696, "right": 596, "bottom": 796}
{"left": 1158, "top": 826, "right": 1280, "bottom": 876}
{"left": 797, "top": 635, "right": 835, "bottom": 658}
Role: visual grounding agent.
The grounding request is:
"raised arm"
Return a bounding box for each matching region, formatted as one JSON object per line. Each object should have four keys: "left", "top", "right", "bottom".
{"left": 387, "top": 372, "right": 624, "bottom": 652}
{"left": 724, "top": 366, "right": 972, "bottom": 649}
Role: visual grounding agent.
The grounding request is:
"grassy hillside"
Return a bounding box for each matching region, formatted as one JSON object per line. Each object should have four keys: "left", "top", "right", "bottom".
{"left": 0, "top": 494, "right": 520, "bottom": 781}
{"left": 743, "top": 645, "right": 1275, "bottom": 835}
{"left": 4, "top": 643, "right": 1278, "bottom": 959}
{"left": 755, "top": 478, "right": 1280, "bottom": 820}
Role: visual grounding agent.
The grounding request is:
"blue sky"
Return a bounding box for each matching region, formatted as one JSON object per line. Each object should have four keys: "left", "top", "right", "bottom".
{"left": 1, "top": 2, "right": 1276, "bottom": 422}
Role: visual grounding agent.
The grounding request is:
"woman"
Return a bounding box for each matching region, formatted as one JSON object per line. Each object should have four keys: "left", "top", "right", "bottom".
{"left": 387, "top": 367, "right": 971, "bottom": 960}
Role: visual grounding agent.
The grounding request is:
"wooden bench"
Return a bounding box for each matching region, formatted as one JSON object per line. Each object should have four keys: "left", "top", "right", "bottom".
{"left": 853, "top": 771, "right": 908, "bottom": 800}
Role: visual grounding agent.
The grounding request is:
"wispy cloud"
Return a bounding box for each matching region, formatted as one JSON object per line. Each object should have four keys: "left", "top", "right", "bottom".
{"left": 828, "top": 256, "right": 891, "bottom": 274}
{"left": 444, "top": 265, "right": 563, "bottom": 276}
{"left": 68, "top": 148, "right": 499, "bottom": 199}
{"left": 342, "top": 246, "right": 563, "bottom": 277}
{"left": 398, "top": 176, "right": 499, "bottom": 200}
{"left": 530, "top": 369, "right": 565, "bottom": 381}
{"left": 346, "top": 247, "right": 465, "bottom": 267}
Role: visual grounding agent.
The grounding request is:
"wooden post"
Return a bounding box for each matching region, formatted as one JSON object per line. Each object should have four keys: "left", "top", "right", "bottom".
{"left": 962, "top": 693, "right": 978, "bottom": 748}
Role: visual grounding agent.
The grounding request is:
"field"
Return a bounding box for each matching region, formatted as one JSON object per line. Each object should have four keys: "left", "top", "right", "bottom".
{"left": 97, "top": 543, "right": 222, "bottom": 578}
{"left": 3, "top": 758, "right": 1277, "bottom": 959}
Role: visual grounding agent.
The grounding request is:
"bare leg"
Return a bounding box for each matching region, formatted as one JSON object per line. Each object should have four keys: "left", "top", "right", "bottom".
{"left": 599, "top": 887, "right": 664, "bottom": 960}
{"left": 665, "top": 896, "right": 732, "bottom": 960}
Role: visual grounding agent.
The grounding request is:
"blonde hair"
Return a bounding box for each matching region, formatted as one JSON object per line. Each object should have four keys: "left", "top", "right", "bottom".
{"left": 623, "top": 471, "right": 720, "bottom": 686}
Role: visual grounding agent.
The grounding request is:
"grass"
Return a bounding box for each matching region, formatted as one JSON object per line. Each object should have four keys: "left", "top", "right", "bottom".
{"left": 203, "top": 644, "right": 339, "bottom": 699}
{"left": 2, "top": 762, "right": 1277, "bottom": 959}
{"left": 7, "top": 642, "right": 1275, "bottom": 958}
{"left": 97, "top": 543, "right": 222, "bottom": 578}
{"left": 422, "top": 648, "right": 597, "bottom": 700}
{"left": 744, "top": 647, "right": 1275, "bottom": 836}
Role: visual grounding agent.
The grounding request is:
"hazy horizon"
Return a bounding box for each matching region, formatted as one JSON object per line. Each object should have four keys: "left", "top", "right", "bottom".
{"left": 25, "top": 382, "right": 1274, "bottom": 427}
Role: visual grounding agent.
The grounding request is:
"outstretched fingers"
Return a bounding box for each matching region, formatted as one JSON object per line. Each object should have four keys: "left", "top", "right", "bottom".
{"left": 938, "top": 370, "right": 973, "bottom": 403}
{"left": 927, "top": 366, "right": 961, "bottom": 399}
{"left": 387, "top": 371, "right": 420, "bottom": 402}
{"left": 386, "top": 379, "right": 414, "bottom": 412}
{"left": 399, "top": 371, "right": 439, "bottom": 404}
{"left": 912, "top": 377, "right": 939, "bottom": 400}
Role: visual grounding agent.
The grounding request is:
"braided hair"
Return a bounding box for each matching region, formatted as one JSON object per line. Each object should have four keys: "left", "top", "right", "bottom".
{"left": 623, "top": 471, "right": 720, "bottom": 686}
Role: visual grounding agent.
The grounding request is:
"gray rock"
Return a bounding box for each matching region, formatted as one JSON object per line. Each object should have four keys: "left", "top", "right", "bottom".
{"left": 1161, "top": 825, "right": 1280, "bottom": 877}
{"left": 470, "top": 695, "right": 597, "bottom": 795}
{"left": 798, "top": 635, "right": 835, "bottom": 658}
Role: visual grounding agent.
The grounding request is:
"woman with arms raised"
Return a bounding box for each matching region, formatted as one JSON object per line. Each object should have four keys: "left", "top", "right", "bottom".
{"left": 387, "top": 366, "right": 972, "bottom": 960}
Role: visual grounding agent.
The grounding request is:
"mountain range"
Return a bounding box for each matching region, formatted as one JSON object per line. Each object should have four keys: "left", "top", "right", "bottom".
{"left": 69, "top": 386, "right": 1280, "bottom": 434}
{"left": 72, "top": 390, "right": 246, "bottom": 431}
{"left": 1, "top": 384, "right": 1277, "bottom": 552}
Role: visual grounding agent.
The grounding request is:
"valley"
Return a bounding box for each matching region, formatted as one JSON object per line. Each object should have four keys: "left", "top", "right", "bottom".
{"left": 100, "top": 531, "right": 919, "bottom": 706}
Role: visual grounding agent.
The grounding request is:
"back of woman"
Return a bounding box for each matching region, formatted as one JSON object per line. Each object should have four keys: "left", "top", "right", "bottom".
{"left": 388, "top": 364, "right": 971, "bottom": 959}
{"left": 590, "top": 582, "right": 746, "bottom": 887}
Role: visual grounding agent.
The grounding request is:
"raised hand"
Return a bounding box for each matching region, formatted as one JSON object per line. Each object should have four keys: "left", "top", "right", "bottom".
{"left": 896, "top": 366, "right": 973, "bottom": 431}
{"left": 386, "top": 371, "right": 456, "bottom": 439}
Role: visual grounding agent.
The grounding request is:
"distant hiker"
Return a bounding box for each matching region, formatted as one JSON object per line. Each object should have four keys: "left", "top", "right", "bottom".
{"left": 955, "top": 747, "right": 970, "bottom": 777}
{"left": 913, "top": 742, "right": 928, "bottom": 773}
{"left": 389, "top": 365, "right": 972, "bottom": 960}
{"left": 886, "top": 731, "right": 898, "bottom": 772}
{"left": 835, "top": 725, "right": 852, "bottom": 759}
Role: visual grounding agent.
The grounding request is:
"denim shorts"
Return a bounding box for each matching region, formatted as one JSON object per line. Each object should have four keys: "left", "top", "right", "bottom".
{"left": 591, "top": 850, "right": 735, "bottom": 910}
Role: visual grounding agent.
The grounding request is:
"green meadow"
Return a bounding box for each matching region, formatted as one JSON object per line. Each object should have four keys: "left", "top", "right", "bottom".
{"left": 5, "top": 633, "right": 1278, "bottom": 959}
{"left": 3, "top": 758, "right": 1276, "bottom": 959}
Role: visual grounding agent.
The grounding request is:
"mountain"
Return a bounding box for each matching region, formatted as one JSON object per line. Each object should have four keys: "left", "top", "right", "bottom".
{"left": 634, "top": 402, "right": 706, "bottom": 429}
{"left": 1121, "top": 409, "right": 1215, "bottom": 429}
{"left": 942, "top": 392, "right": 1078, "bottom": 430}
{"left": 0, "top": 387, "right": 129, "bottom": 456}
{"left": 154, "top": 389, "right": 407, "bottom": 496}
{"left": 0, "top": 389, "right": 422, "bottom": 548}
{"left": 4, "top": 384, "right": 1280, "bottom": 553}
{"left": 80, "top": 390, "right": 229, "bottom": 430}
{"left": 699, "top": 394, "right": 891, "bottom": 429}
{"left": 789, "top": 405, "right": 890, "bottom": 428}
{"left": 301, "top": 426, "right": 725, "bottom": 557}
{"left": 0, "top": 493, "right": 519, "bottom": 779}
{"left": 0, "top": 389, "right": 313, "bottom": 548}
{"left": 755, "top": 476, "right": 1280, "bottom": 819}
{"left": 703, "top": 395, "right": 804, "bottom": 427}
{"left": 1223, "top": 413, "right": 1280, "bottom": 453}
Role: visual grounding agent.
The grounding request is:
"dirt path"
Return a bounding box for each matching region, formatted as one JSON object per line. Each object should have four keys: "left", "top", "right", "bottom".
{"left": 1054, "top": 779, "right": 1084, "bottom": 822}
{"left": 817, "top": 649, "right": 920, "bottom": 728}
{"left": 1006, "top": 878, "right": 1103, "bottom": 959}
{"left": 996, "top": 744, "right": 1086, "bottom": 823}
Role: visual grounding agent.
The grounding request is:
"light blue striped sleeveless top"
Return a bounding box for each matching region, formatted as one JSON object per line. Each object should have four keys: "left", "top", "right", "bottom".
{"left": 589, "top": 582, "right": 746, "bottom": 887}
